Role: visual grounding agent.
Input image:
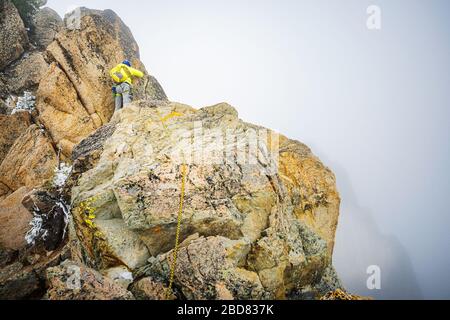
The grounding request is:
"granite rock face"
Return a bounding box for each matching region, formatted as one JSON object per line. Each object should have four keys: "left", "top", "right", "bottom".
{"left": 0, "top": 125, "right": 58, "bottom": 198}
{"left": 0, "top": 51, "right": 48, "bottom": 95}
{"left": 0, "top": 0, "right": 29, "bottom": 71}
{"left": 0, "top": 112, "right": 32, "bottom": 165}
{"left": 0, "top": 187, "right": 32, "bottom": 250}
{"left": 69, "top": 101, "right": 342, "bottom": 299}
{"left": 45, "top": 260, "right": 134, "bottom": 300}
{"left": 29, "top": 7, "right": 63, "bottom": 49}
{"left": 37, "top": 8, "right": 167, "bottom": 157}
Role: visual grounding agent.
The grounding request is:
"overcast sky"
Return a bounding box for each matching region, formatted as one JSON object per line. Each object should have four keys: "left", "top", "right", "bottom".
{"left": 47, "top": 0, "right": 450, "bottom": 299}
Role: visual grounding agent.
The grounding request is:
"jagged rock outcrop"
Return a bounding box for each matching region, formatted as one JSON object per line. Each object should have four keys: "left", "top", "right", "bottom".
{"left": 69, "top": 101, "right": 342, "bottom": 299}
{"left": 0, "top": 184, "right": 71, "bottom": 299}
{"left": 0, "top": 246, "right": 69, "bottom": 300}
{"left": 130, "top": 276, "right": 176, "bottom": 300}
{"left": 45, "top": 260, "right": 134, "bottom": 300}
{"left": 22, "top": 188, "right": 69, "bottom": 251}
{"left": 0, "top": 51, "right": 48, "bottom": 94}
{"left": 0, "top": 2, "right": 53, "bottom": 101}
{"left": 0, "top": 4, "right": 55, "bottom": 293}
{"left": 29, "top": 7, "right": 63, "bottom": 49}
{"left": 0, "top": 0, "right": 29, "bottom": 71}
{"left": 0, "top": 1, "right": 65, "bottom": 243}
{"left": 0, "top": 187, "right": 32, "bottom": 250}
{"left": 0, "top": 112, "right": 32, "bottom": 165}
{"left": 0, "top": 5, "right": 168, "bottom": 300}
{"left": 37, "top": 7, "right": 167, "bottom": 157}
{"left": 320, "top": 289, "right": 371, "bottom": 300}
{"left": 0, "top": 125, "right": 58, "bottom": 198}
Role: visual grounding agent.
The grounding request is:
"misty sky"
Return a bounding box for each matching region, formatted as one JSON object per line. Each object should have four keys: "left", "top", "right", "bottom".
{"left": 47, "top": 0, "right": 450, "bottom": 299}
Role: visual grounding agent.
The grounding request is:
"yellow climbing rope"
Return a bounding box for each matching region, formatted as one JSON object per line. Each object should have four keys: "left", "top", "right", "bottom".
{"left": 153, "top": 108, "right": 187, "bottom": 299}
{"left": 156, "top": 109, "right": 183, "bottom": 129}
{"left": 165, "top": 162, "right": 187, "bottom": 299}
{"left": 161, "top": 111, "right": 183, "bottom": 128}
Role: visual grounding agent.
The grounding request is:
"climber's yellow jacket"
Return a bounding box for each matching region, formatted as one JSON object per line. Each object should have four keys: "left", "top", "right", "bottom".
{"left": 109, "top": 63, "right": 144, "bottom": 85}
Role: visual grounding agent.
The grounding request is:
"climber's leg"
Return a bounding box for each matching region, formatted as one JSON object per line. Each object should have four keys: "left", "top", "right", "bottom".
{"left": 115, "top": 93, "right": 123, "bottom": 111}
{"left": 113, "top": 85, "right": 123, "bottom": 111}
{"left": 121, "top": 83, "right": 133, "bottom": 106}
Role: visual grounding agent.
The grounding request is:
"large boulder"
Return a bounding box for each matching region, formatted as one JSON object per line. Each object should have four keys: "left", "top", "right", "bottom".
{"left": 0, "top": 112, "right": 32, "bottom": 164}
{"left": 0, "top": 247, "right": 69, "bottom": 300}
{"left": 36, "top": 63, "right": 98, "bottom": 157}
{"left": 45, "top": 260, "right": 134, "bottom": 300}
{"left": 37, "top": 8, "right": 167, "bottom": 157}
{"left": 0, "top": 0, "right": 29, "bottom": 70}
{"left": 22, "top": 188, "right": 70, "bottom": 251}
{"left": 130, "top": 276, "right": 175, "bottom": 300}
{"left": 29, "top": 7, "right": 63, "bottom": 49}
{"left": 0, "top": 187, "right": 32, "bottom": 250}
{"left": 0, "top": 51, "right": 48, "bottom": 95}
{"left": 0, "top": 125, "right": 58, "bottom": 198}
{"left": 69, "top": 101, "right": 342, "bottom": 299}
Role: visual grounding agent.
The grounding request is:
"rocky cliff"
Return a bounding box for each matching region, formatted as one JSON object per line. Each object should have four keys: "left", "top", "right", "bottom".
{"left": 0, "top": 2, "right": 346, "bottom": 300}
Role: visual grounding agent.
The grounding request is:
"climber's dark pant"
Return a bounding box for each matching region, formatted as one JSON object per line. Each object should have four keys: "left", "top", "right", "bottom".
{"left": 113, "top": 82, "right": 133, "bottom": 111}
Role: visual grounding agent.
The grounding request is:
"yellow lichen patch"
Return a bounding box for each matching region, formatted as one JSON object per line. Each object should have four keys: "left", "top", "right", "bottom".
{"left": 85, "top": 219, "right": 95, "bottom": 228}
{"left": 72, "top": 197, "right": 123, "bottom": 269}
{"left": 78, "top": 197, "right": 99, "bottom": 229}
{"left": 94, "top": 231, "right": 106, "bottom": 239}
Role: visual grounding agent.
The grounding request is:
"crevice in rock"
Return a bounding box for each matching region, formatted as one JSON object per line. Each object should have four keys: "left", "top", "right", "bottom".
{"left": 49, "top": 39, "right": 100, "bottom": 127}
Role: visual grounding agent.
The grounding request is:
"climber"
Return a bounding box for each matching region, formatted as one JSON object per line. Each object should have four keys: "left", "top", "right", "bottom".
{"left": 110, "top": 60, "right": 144, "bottom": 111}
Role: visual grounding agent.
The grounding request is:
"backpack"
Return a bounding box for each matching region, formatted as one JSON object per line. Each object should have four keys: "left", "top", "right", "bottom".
{"left": 111, "top": 65, "right": 131, "bottom": 83}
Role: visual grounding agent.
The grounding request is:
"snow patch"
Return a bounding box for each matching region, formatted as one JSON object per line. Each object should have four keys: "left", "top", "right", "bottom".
{"left": 12, "top": 91, "right": 35, "bottom": 114}
{"left": 25, "top": 207, "right": 47, "bottom": 245}
{"left": 53, "top": 163, "right": 72, "bottom": 188}
{"left": 119, "top": 272, "right": 134, "bottom": 281}
{"left": 57, "top": 200, "right": 71, "bottom": 239}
